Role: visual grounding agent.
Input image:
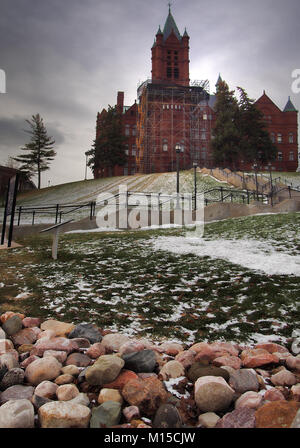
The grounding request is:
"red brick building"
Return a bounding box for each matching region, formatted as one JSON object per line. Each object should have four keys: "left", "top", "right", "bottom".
{"left": 93, "top": 8, "right": 298, "bottom": 178}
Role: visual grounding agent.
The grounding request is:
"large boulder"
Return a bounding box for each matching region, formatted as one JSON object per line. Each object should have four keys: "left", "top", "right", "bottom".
{"left": 194, "top": 376, "right": 235, "bottom": 412}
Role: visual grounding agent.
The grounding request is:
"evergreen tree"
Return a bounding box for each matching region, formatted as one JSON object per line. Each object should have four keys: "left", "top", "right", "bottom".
{"left": 236, "top": 87, "right": 277, "bottom": 164}
{"left": 13, "top": 114, "right": 56, "bottom": 189}
{"left": 211, "top": 80, "right": 240, "bottom": 168}
{"left": 87, "top": 106, "right": 127, "bottom": 176}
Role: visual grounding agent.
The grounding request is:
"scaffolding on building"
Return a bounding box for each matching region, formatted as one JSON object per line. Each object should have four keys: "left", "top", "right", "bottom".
{"left": 136, "top": 79, "right": 212, "bottom": 174}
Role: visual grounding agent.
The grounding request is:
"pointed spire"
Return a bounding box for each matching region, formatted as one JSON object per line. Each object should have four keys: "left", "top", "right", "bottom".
{"left": 183, "top": 27, "right": 189, "bottom": 37}
{"left": 157, "top": 25, "right": 162, "bottom": 35}
{"left": 283, "top": 96, "right": 297, "bottom": 112}
{"left": 216, "top": 73, "right": 222, "bottom": 87}
{"left": 162, "top": 6, "right": 181, "bottom": 41}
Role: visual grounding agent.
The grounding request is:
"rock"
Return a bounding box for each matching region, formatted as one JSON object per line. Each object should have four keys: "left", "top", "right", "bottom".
{"left": 255, "top": 343, "right": 290, "bottom": 354}
{"left": 31, "top": 394, "right": 52, "bottom": 410}
{"left": 210, "top": 342, "right": 239, "bottom": 357}
{"left": 70, "top": 338, "right": 90, "bottom": 349}
{"left": 153, "top": 403, "right": 182, "bottom": 428}
{"left": 0, "top": 368, "right": 25, "bottom": 389}
{"left": 98, "top": 388, "right": 123, "bottom": 405}
{"left": 55, "top": 374, "right": 74, "bottom": 385}
{"left": 228, "top": 369, "right": 259, "bottom": 394}
{"left": 241, "top": 348, "right": 279, "bottom": 368}
{"left": 22, "top": 317, "right": 42, "bottom": 328}
{"left": 67, "top": 393, "right": 90, "bottom": 407}
{"left": 198, "top": 412, "right": 220, "bottom": 428}
{"left": 158, "top": 342, "right": 184, "bottom": 356}
{"left": 56, "top": 384, "right": 80, "bottom": 401}
{"left": 85, "top": 355, "right": 124, "bottom": 385}
{"left": 35, "top": 381, "right": 58, "bottom": 399}
{"left": 68, "top": 323, "right": 102, "bottom": 344}
{"left": 264, "top": 388, "right": 286, "bottom": 401}
{"left": 159, "top": 360, "right": 185, "bottom": 380}
{"left": 0, "top": 339, "right": 14, "bottom": 354}
{"left": 2, "top": 315, "right": 23, "bottom": 336}
{"left": 65, "top": 352, "right": 91, "bottom": 367}
{"left": 18, "top": 344, "right": 34, "bottom": 354}
{"left": 291, "top": 384, "right": 300, "bottom": 401}
{"left": 119, "top": 340, "right": 146, "bottom": 356}
{"left": 90, "top": 401, "right": 122, "bottom": 428}
{"left": 270, "top": 368, "right": 297, "bottom": 386}
{"left": 175, "top": 350, "right": 196, "bottom": 369}
{"left": 122, "top": 350, "right": 156, "bottom": 373}
{"left": 235, "top": 391, "right": 263, "bottom": 409}
{"left": 11, "top": 328, "right": 38, "bottom": 346}
{"left": 187, "top": 363, "right": 229, "bottom": 383}
{"left": 61, "top": 365, "right": 80, "bottom": 377}
{"left": 102, "top": 370, "right": 138, "bottom": 389}
{"left": 40, "top": 319, "right": 75, "bottom": 337}
{"left": 216, "top": 407, "right": 256, "bottom": 428}
{"left": 122, "top": 377, "right": 168, "bottom": 416}
{"left": 37, "top": 329, "right": 56, "bottom": 340}
{"left": 291, "top": 409, "right": 300, "bottom": 428}
{"left": 20, "top": 355, "right": 39, "bottom": 369}
{"left": 85, "top": 343, "right": 106, "bottom": 359}
{"left": 255, "top": 401, "right": 300, "bottom": 428}
{"left": 194, "top": 376, "right": 235, "bottom": 412}
{"left": 0, "top": 399, "right": 35, "bottom": 428}
{"left": 286, "top": 355, "right": 300, "bottom": 372}
{"left": 212, "top": 355, "right": 242, "bottom": 370}
{"left": 0, "top": 311, "right": 24, "bottom": 323}
{"left": 0, "top": 328, "right": 6, "bottom": 339}
{"left": 0, "top": 352, "right": 19, "bottom": 370}
{"left": 190, "top": 343, "right": 215, "bottom": 364}
{"left": 123, "top": 405, "right": 140, "bottom": 422}
{"left": 101, "top": 333, "right": 130, "bottom": 352}
{"left": 43, "top": 350, "right": 67, "bottom": 364}
{"left": 0, "top": 385, "right": 35, "bottom": 404}
{"left": 38, "top": 401, "right": 91, "bottom": 428}
{"left": 31, "top": 337, "right": 79, "bottom": 356}
{"left": 25, "top": 356, "right": 62, "bottom": 386}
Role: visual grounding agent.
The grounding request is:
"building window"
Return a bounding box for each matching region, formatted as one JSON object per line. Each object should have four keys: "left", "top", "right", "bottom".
{"left": 174, "top": 68, "right": 179, "bottom": 78}
{"left": 125, "top": 125, "right": 130, "bottom": 136}
{"left": 167, "top": 67, "right": 172, "bottom": 78}
{"left": 289, "top": 151, "right": 294, "bottom": 161}
{"left": 289, "top": 132, "right": 294, "bottom": 143}
{"left": 132, "top": 145, "right": 137, "bottom": 156}
{"left": 162, "top": 139, "right": 168, "bottom": 152}
{"left": 270, "top": 132, "right": 275, "bottom": 143}
{"left": 203, "top": 113, "right": 207, "bottom": 120}
{"left": 278, "top": 151, "right": 283, "bottom": 161}
{"left": 125, "top": 145, "right": 129, "bottom": 155}
{"left": 132, "top": 126, "right": 136, "bottom": 136}
{"left": 277, "top": 133, "right": 282, "bottom": 143}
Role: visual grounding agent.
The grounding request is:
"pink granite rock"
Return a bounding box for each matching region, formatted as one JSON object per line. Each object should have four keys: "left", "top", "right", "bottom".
{"left": 264, "top": 388, "right": 286, "bottom": 402}
{"left": 22, "top": 317, "right": 42, "bottom": 328}
{"left": 255, "top": 343, "right": 290, "bottom": 354}
{"left": 56, "top": 384, "right": 79, "bottom": 401}
{"left": 216, "top": 407, "right": 256, "bottom": 428}
{"left": 43, "top": 350, "right": 68, "bottom": 364}
{"left": 30, "top": 337, "right": 79, "bottom": 356}
{"left": 286, "top": 355, "right": 300, "bottom": 372}
{"left": 37, "top": 329, "right": 56, "bottom": 340}
{"left": 119, "top": 340, "right": 146, "bottom": 356}
{"left": 158, "top": 342, "right": 184, "bottom": 356}
{"left": 20, "top": 355, "right": 40, "bottom": 369}
{"left": 85, "top": 343, "right": 106, "bottom": 359}
{"left": 241, "top": 348, "right": 279, "bottom": 368}
{"left": 25, "top": 356, "right": 62, "bottom": 386}
{"left": 123, "top": 405, "right": 140, "bottom": 422}
{"left": 194, "top": 376, "right": 235, "bottom": 412}
{"left": 212, "top": 355, "right": 242, "bottom": 370}
{"left": 11, "top": 328, "right": 38, "bottom": 346}
{"left": 291, "top": 384, "right": 300, "bottom": 401}
{"left": 175, "top": 350, "right": 196, "bottom": 369}
{"left": 270, "top": 368, "right": 297, "bottom": 387}
{"left": 210, "top": 342, "right": 239, "bottom": 358}
{"left": 235, "top": 391, "right": 264, "bottom": 410}
{"left": 35, "top": 380, "right": 58, "bottom": 399}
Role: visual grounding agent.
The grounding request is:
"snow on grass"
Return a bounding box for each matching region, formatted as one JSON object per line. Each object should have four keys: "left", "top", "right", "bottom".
{"left": 150, "top": 236, "right": 300, "bottom": 276}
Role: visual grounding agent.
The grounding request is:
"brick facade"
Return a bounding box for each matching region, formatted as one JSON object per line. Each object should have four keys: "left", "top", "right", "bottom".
{"left": 93, "top": 9, "right": 298, "bottom": 179}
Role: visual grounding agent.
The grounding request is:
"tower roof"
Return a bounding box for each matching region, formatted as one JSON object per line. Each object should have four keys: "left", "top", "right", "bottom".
{"left": 162, "top": 7, "right": 181, "bottom": 41}
{"left": 283, "top": 96, "right": 297, "bottom": 112}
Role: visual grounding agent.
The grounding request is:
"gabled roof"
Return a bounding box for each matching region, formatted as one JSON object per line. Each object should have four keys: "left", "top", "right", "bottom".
{"left": 162, "top": 8, "right": 181, "bottom": 41}
{"left": 283, "top": 96, "right": 297, "bottom": 112}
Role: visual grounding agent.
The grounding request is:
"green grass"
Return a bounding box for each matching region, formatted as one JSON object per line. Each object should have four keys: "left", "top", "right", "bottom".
{"left": 0, "top": 212, "right": 299, "bottom": 347}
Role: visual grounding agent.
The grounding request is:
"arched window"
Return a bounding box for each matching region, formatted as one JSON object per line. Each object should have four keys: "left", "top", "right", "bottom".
{"left": 289, "top": 132, "right": 294, "bottom": 143}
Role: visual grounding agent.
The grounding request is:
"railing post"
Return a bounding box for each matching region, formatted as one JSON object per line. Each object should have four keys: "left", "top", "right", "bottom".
{"left": 90, "top": 201, "right": 93, "bottom": 220}
{"left": 288, "top": 186, "right": 291, "bottom": 198}
{"left": 55, "top": 204, "right": 59, "bottom": 224}
{"left": 32, "top": 211, "right": 35, "bottom": 226}
{"left": 17, "top": 206, "right": 22, "bottom": 226}
{"left": 220, "top": 187, "right": 224, "bottom": 202}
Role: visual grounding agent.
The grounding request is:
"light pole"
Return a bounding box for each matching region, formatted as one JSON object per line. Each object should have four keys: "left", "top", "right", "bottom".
{"left": 268, "top": 162, "right": 273, "bottom": 206}
{"left": 252, "top": 162, "right": 259, "bottom": 200}
{"left": 193, "top": 162, "right": 197, "bottom": 210}
{"left": 175, "top": 144, "right": 181, "bottom": 209}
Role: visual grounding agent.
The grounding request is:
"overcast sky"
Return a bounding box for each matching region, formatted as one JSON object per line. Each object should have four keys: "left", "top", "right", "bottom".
{"left": 0, "top": 0, "right": 299, "bottom": 187}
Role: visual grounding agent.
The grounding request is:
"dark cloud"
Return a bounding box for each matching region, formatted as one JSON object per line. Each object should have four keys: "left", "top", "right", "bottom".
{"left": 0, "top": 0, "right": 299, "bottom": 186}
